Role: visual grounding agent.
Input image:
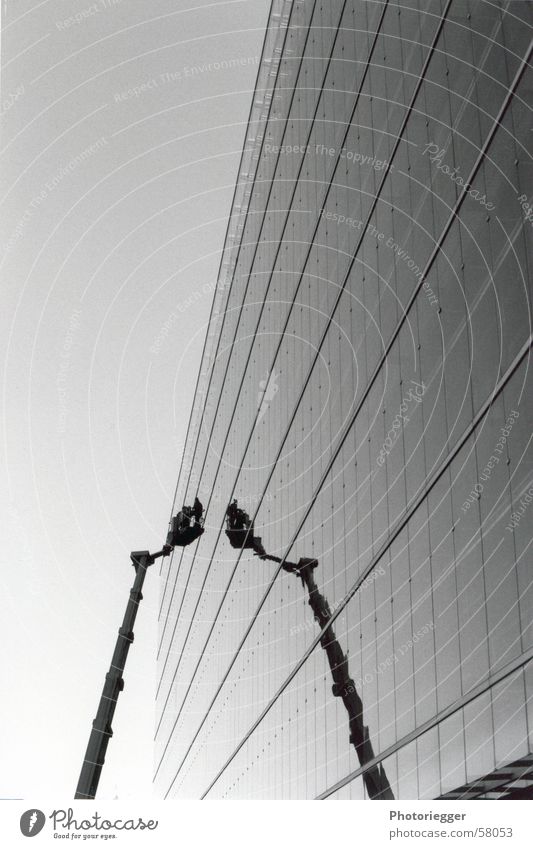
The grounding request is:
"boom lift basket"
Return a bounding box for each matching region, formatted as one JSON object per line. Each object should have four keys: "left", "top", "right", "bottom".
{"left": 225, "top": 500, "right": 264, "bottom": 553}
{"left": 167, "top": 498, "right": 205, "bottom": 547}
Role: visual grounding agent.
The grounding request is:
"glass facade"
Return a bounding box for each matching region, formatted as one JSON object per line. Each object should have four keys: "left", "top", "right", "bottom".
{"left": 155, "top": 0, "right": 533, "bottom": 799}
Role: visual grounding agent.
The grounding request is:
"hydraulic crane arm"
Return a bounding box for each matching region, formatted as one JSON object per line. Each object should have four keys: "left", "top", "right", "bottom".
{"left": 75, "top": 547, "right": 170, "bottom": 800}
{"left": 294, "top": 558, "right": 394, "bottom": 800}
{"left": 75, "top": 499, "right": 205, "bottom": 800}
{"left": 224, "top": 500, "right": 394, "bottom": 800}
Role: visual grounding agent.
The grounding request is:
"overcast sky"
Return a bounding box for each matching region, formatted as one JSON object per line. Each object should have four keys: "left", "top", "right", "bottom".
{"left": 1, "top": 0, "right": 270, "bottom": 799}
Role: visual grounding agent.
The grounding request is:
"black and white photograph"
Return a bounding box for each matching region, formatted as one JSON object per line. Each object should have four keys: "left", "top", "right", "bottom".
{"left": 1, "top": 0, "right": 532, "bottom": 844}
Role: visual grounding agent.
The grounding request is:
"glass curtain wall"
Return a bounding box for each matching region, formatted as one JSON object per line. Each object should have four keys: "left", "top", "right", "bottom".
{"left": 155, "top": 0, "right": 533, "bottom": 800}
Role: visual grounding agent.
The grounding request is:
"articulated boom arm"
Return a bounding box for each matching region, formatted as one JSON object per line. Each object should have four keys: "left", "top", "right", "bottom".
{"left": 225, "top": 500, "right": 394, "bottom": 800}
{"left": 294, "top": 559, "right": 394, "bottom": 800}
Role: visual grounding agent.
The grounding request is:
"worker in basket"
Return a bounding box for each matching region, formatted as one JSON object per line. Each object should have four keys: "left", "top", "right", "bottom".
{"left": 225, "top": 499, "right": 265, "bottom": 555}
{"left": 167, "top": 497, "right": 205, "bottom": 546}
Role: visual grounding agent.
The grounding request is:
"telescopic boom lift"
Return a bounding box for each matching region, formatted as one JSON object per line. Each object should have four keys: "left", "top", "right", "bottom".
{"left": 74, "top": 500, "right": 204, "bottom": 800}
